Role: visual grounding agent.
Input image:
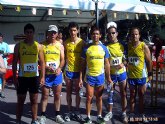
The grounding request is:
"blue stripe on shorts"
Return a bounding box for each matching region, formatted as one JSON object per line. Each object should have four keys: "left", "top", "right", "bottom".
{"left": 111, "top": 72, "right": 127, "bottom": 83}
{"left": 65, "top": 71, "right": 80, "bottom": 79}
{"left": 45, "top": 72, "right": 63, "bottom": 87}
{"left": 86, "top": 73, "right": 105, "bottom": 87}
{"left": 128, "top": 78, "right": 147, "bottom": 86}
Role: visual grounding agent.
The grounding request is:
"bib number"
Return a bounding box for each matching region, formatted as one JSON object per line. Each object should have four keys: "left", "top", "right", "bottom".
{"left": 128, "top": 57, "right": 139, "bottom": 66}
{"left": 24, "top": 63, "right": 37, "bottom": 72}
{"left": 46, "top": 62, "right": 57, "bottom": 70}
{"left": 111, "top": 57, "right": 122, "bottom": 66}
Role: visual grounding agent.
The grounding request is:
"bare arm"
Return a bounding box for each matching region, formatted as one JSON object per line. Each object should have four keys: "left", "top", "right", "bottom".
{"left": 0, "top": 56, "right": 6, "bottom": 74}
{"left": 79, "top": 57, "right": 86, "bottom": 87}
{"left": 55, "top": 44, "right": 65, "bottom": 75}
{"left": 38, "top": 44, "right": 45, "bottom": 85}
{"left": 12, "top": 43, "right": 19, "bottom": 86}
{"left": 144, "top": 44, "right": 152, "bottom": 81}
{"left": 105, "top": 58, "right": 113, "bottom": 84}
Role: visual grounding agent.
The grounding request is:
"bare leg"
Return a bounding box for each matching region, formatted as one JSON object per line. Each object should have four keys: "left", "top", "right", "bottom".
{"left": 53, "top": 84, "right": 62, "bottom": 111}
{"left": 16, "top": 94, "right": 26, "bottom": 122}
{"left": 40, "top": 86, "right": 49, "bottom": 113}
{"left": 129, "top": 85, "right": 137, "bottom": 113}
{"left": 86, "top": 83, "right": 94, "bottom": 117}
{"left": 119, "top": 80, "right": 127, "bottom": 113}
{"left": 95, "top": 85, "right": 104, "bottom": 116}
{"left": 138, "top": 84, "right": 146, "bottom": 114}
{"left": 74, "top": 79, "right": 81, "bottom": 111}
{"left": 30, "top": 93, "right": 38, "bottom": 120}
{"left": 65, "top": 77, "right": 73, "bottom": 112}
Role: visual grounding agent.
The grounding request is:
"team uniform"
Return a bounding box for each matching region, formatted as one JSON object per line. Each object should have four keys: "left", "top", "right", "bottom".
{"left": 65, "top": 38, "right": 84, "bottom": 79}
{"left": 127, "top": 42, "right": 147, "bottom": 86}
{"left": 106, "top": 42, "right": 127, "bottom": 83}
{"left": 42, "top": 41, "right": 62, "bottom": 87}
{"left": 17, "top": 41, "right": 39, "bottom": 94}
{"left": 82, "top": 43, "right": 109, "bottom": 86}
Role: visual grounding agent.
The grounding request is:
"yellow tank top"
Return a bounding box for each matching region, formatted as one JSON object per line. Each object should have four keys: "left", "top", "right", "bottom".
{"left": 43, "top": 41, "right": 61, "bottom": 74}
{"left": 106, "top": 42, "right": 126, "bottom": 75}
{"left": 128, "top": 42, "right": 147, "bottom": 78}
{"left": 18, "top": 41, "right": 39, "bottom": 77}
{"left": 65, "top": 38, "right": 84, "bottom": 72}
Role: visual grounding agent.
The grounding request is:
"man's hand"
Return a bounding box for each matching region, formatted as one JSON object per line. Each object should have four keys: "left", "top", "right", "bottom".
{"left": 39, "top": 77, "right": 45, "bottom": 87}
{"left": 148, "top": 76, "right": 152, "bottom": 82}
{"left": 55, "top": 67, "right": 61, "bottom": 75}
{"left": 107, "top": 78, "right": 114, "bottom": 85}
{"left": 79, "top": 79, "right": 83, "bottom": 88}
{"left": 13, "top": 77, "right": 19, "bottom": 89}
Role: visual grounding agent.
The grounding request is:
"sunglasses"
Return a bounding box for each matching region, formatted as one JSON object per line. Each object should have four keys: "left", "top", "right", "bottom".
{"left": 108, "top": 32, "right": 116, "bottom": 34}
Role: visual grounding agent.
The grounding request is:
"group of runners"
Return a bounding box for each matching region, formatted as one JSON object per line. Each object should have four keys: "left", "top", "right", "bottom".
{"left": 12, "top": 21, "right": 152, "bottom": 124}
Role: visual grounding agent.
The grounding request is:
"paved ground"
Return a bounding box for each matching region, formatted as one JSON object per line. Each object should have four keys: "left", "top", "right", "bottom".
{"left": 0, "top": 83, "right": 165, "bottom": 124}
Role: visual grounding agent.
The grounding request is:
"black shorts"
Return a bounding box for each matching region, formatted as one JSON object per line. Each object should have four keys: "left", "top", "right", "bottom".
{"left": 17, "top": 76, "right": 39, "bottom": 94}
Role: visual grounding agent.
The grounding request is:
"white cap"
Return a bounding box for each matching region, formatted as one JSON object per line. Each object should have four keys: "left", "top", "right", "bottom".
{"left": 48, "top": 25, "right": 58, "bottom": 32}
{"left": 107, "top": 21, "right": 117, "bottom": 29}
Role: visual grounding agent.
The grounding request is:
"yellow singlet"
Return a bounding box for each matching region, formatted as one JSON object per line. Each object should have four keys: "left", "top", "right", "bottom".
{"left": 106, "top": 42, "right": 126, "bottom": 75}
{"left": 18, "top": 41, "right": 39, "bottom": 77}
{"left": 65, "top": 38, "right": 84, "bottom": 72}
{"left": 42, "top": 41, "right": 61, "bottom": 74}
{"left": 128, "top": 42, "right": 147, "bottom": 78}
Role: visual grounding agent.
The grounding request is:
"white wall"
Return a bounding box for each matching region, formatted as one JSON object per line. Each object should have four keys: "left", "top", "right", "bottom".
{"left": 0, "top": 21, "right": 59, "bottom": 44}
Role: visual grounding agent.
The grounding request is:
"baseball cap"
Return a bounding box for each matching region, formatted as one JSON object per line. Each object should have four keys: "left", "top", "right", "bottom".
{"left": 107, "top": 21, "right": 117, "bottom": 29}
{"left": 48, "top": 25, "right": 58, "bottom": 32}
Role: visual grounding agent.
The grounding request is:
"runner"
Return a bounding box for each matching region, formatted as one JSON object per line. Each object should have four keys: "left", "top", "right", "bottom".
{"left": 12, "top": 23, "right": 45, "bottom": 124}
{"left": 104, "top": 22, "right": 128, "bottom": 123}
{"left": 64, "top": 22, "right": 85, "bottom": 122}
{"left": 127, "top": 27, "right": 152, "bottom": 122}
{"left": 80, "top": 27, "right": 113, "bottom": 124}
{"left": 39, "top": 25, "right": 65, "bottom": 124}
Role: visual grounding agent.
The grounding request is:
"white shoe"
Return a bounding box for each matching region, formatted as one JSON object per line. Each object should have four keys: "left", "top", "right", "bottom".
{"left": 31, "top": 120, "right": 39, "bottom": 124}
{"left": 55, "top": 115, "right": 65, "bottom": 124}
{"left": 64, "top": 112, "right": 72, "bottom": 122}
{"left": 104, "top": 112, "right": 113, "bottom": 121}
{"left": 122, "top": 113, "right": 128, "bottom": 124}
{"left": 39, "top": 116, "right": 46, "bottom": 124}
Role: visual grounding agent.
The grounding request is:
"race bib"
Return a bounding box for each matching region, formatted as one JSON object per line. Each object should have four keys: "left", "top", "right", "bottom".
{"left": 110, "top": 57, "right": 122, "bottom": 66}
{"left": 24, "top": 63, "right": 37, "bottom": 72}
{"left": 128, "top": 57, "right": 139, "bottom": 66}
{"left": 46, "top": 61, "right": 57, "bottom": 70}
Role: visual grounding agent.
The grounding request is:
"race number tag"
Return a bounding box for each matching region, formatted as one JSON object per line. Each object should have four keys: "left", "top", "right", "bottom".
{"left": 24, "top": 63, "right": 37, "bottom": 72}
{"left": 46, "top": 62, "right": 57, "bottom": 70}
{"left": 111, "top": 57, "right": 122, "bottom": 66}
{"left": 128, "top": 57, "right": 139, "bottom": 66}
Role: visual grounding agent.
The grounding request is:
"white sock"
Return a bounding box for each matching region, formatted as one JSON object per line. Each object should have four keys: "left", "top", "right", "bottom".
{"left": 87, "top": 115, "right": 90, "bottom": 118}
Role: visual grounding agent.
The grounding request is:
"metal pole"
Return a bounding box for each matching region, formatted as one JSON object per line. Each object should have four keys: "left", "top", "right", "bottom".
{"left": 95, "top": 0, "right": 99, "bottom": 28}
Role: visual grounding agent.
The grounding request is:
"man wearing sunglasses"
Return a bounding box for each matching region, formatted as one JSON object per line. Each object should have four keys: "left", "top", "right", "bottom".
{"left": 104, "top": 22, "right": 128, "bottom": 123}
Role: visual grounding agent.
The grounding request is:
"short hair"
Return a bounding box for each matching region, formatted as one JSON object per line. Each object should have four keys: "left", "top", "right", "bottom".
{"left": 90, "top": 26, "right": 101, "bottom": 34}
{"left": 130, "top": 27, "right": 141, "bottom": 35}
{"left": 24, "top": 23, "right": 35, "bottom": 32}
{"left": 68, "top": 22, "right": 79, "bottom": 30}
{"left": 0, "top": 33, "right": 3, "bottom": 37}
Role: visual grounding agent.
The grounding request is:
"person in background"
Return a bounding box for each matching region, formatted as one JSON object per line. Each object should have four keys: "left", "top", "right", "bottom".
{"left": 39, "top": 25, "right": 65, "bottom": 124}
{"left": 127, "top": 27, "right": 152, "bottom": 122}
{"left": 80, "top": 27, "right": 113, "bottom": 124}
{"left": 0, "top": 55, "right": 7, "bottom": 96}
{"left": 104, "top": 22, "right": 128, "bottom": 123}
{"left": 57, "top": 31, "right": 63, "bottom": 44}
{"left": 12, "top": 23, "right": 45, "bottom": 124}
{"left": 0, "top": 33, "right": 10, "bottom": 98}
